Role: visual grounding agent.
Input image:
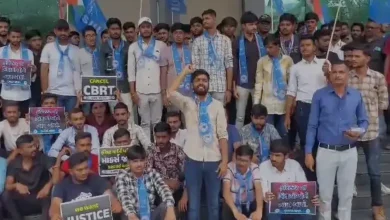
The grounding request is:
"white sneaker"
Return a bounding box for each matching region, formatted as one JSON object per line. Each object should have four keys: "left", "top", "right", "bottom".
{"left": 381, "top": 183, "right": 390, "bottom": 195}
{"left": 353, "top": 184, "right": 358, "bottom": 196}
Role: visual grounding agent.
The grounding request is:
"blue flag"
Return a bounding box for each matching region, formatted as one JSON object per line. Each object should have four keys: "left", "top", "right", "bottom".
{"left": 273, "top": 0, "right": 284, "bottom": 15}
{"left": 167, "top": 0, "right": 187, "bottom": 14}
{"left": 369, "top": 0, "right": 390, "bottom": 24}
{"left": 71, "top": 0, "right": 107, "bottom": 36}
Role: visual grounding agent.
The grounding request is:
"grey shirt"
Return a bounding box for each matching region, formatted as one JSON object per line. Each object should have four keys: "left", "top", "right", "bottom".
{"left": 366, "top": 38, "right": 386, "bottom": 74}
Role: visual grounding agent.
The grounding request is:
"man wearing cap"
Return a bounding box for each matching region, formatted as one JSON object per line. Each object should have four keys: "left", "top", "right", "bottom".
{"left": 40, "top": 19, "right": 81, "bottom": 113}
{"left": 258, "top": 14, "right": 271, "bottom": 39}
{"left": 128, "top": 17, "right": 166, "bottom": 141}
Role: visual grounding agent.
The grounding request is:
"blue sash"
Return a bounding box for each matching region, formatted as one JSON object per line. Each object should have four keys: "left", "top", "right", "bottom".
{"left": 251, "top": 123, "right": 269, "bottom": 162}
{"left": 234, "top": 168, "right": 254, "bottom": 212}
{"left": 2, "top": 45, "right": 30, "bottom": 90}
{"left": 172, "top": 43, "right": 192, "bottom": 93}
{"left": 85, "top": 47, "right": 100, "bottom": 76}
{"left": 194, "top": 94, "right": 214, "bottom": 145}
{"left": 203, "top": 31, "right": 219, "bottom": 66}
{"left": 271, "top": 57, "right": 287, "bottom": 100}
{"left": 138, "top": 36, "right": 158, "bottom": 60}
{"left": 138, "top": 177, "right": 150, "bottom": 220}
{"left": 239, "top": 33, "right": 266, "bottom": 84}
{"left": 55, "top": 40, "right": 75, "bottom": 76}
{"left": 108, "top": 40, "right": 125, "bottom": 80}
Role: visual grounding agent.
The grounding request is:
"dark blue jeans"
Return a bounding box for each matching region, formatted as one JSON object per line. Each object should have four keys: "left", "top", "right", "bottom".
{"left": 184, "top": 158, "right": 220, "bottom": 220}
{"left": 267, "top": 114, "right": 287, "bottom": 137}
{"left": 57, "top": 95, "right": 77, "bottom": 113}
{"left": 356, "top": 138, "right": 383, "bottom": 206}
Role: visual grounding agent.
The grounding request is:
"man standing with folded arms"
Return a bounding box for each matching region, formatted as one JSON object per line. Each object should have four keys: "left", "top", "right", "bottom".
{"left": 305, "top": 60, "right": 369, "bottom": 220}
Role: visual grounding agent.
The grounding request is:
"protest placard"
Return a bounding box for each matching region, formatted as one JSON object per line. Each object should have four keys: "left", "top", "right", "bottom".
{"left": 0, "top": 59, "right": 31, "bottom": 86}
{"left": 82, "top": 76, "right": 117, "bottom": 102}
{"left": 99, "top": 146, "right": 130, "bottom": 177}
{"left": 269, "top": 181, "right": 317, "bottom": 215}
{"left": 29, "top": 107, "right": 66, "bottom": 134}
{"left": 61, "top": 194, "right": 113, "bottom": 220}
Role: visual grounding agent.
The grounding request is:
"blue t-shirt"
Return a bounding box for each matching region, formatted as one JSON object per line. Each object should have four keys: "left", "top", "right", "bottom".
{"left": 52, "top": 174, "right": 109, "bottom": 202}
{"left": 228, "top": 124, "right": 241, "bottom": 160}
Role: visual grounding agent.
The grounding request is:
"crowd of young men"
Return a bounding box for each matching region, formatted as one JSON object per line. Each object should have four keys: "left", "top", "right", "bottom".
{"left": 0, "top": 6, "right": 388, "bottom": 220}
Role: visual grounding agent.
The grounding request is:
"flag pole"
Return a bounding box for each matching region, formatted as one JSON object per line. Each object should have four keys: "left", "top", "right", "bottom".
{"left": 66, "top": 3, "right": 69, "bottom": 22}
{"left": 171, "top": 12, "right": 174, "bottom": 24}
{"left": 139, "top": 0, "right": 143, "bottom": 18}
{"left": 326, "top": 0, "right": 342, "bottom": 60}
{"left": 270, "top": 0, "right": 274, "bottom": 33}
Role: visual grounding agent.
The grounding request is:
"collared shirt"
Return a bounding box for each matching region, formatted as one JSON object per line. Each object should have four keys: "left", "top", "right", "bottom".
{"left": 48, "top": 125, "right": 100, "bottom": 159}
{"left": 168, "top": 91, "right": 228, "bottom": 162}
{"left": 170, "top": 129, "right": 187, "bottom": 148}
{"left": 128, "top": 39, "right": 166, "bottom": 94}
{"left": 192, "top": 33, "right": 233, "bottom": 92}
{"left": 78, "top": 47, "right": 100, "bottom": 76}
{"left": 240, "top": 123, "right": 281, "bottom": 155}
{"left": 0, "top": 118, "right": 29, "bottom": 151}
{"left": 349, "top": 69, "right": 389, "bottom": 141}
{"left": 254, "top": 55, "right": 293, "bottom": 114}
{"left": 287, "top": 57, "right": 327, "bottom": 103}
{"left": 115, "top": 168, "right": 175, "bottom": 216}
{"left": 146, "top": 143, "right": 186, "bottom": 180}
{"left": 305, "top": 85, "right": 369, "bottom": 154}
{"left": 102, "top": 122, "right": 151, "bottom": 149}
{"left": 330, "top": 40, "right": 345, "bottom": 60}
{"left": 232, "top": 35, "right": 261, "bottom": 89}
{"left": 259, "top": 159, "right": 307, "bottom": 197}
{"left": 160, "top": 45, "right": 188, "bottom": 88}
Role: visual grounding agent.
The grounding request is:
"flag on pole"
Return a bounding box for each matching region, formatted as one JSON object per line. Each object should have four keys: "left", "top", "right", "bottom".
{"left": 369, "top": 0, "right": 390, "bottom": 24}
{"left": 67, "top": 0, "right": 83, "bottom": 5}
{"left": 312, "top": 0, "right": 331, "bottom": 24}
{"left": 70, "top": 0, "right": 107, "bottom": 36}
{"left": 166, "top": 0, "right": 187, "bottom": 14}
{"left": 273, "top": 0, "right": 284, "bottom": 15}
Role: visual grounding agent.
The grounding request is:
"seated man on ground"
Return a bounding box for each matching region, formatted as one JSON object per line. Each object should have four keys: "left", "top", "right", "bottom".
{"left": 116, "top": 145, "right": 176, "bottom": 220}
{"left": 222, "top": 144, "right": 263, "bottom": 220}
{"left": 52, "top": 132, "right": 99, "bottom": 184}
{"left": 50, "top": 152, "right": 122, "bottom": 220}
{"left": 259, "top": 139, "right": 319, "bottom": 220}
{"left": 2, "top": 134, "right": 55, "bottom": 220}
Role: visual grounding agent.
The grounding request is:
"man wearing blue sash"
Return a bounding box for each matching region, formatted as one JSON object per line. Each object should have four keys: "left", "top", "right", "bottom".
{"left": 128, "top": 17, "right": 166, "bottom": 141}
{"left": 0, "top": 26, "right": 36, "bottom": 117}
{"left": 233, "top": 11, "right": 266, "bottom": 129}
{"left": 40, "top": 19, "right": 81, "bottom": 113}
{"left": 79, "top": 25, "right": 101, "bottom": 77}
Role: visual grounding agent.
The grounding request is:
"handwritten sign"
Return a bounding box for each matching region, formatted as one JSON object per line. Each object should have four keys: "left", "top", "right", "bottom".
{"left": 61, "top": 194, "right": 113, "bottom": 220}
{"left": 0, "top": 59, "right": 31, "bottom": 86}
{"left": 99, "top": 146, "right": 130, "bottom": 177}
{"left": 82, "top": 76, "right": 117, "bottom": 102}
{"left": 29, "top": 107, "right": 66, "bottom": 134}
{"left": 269, "top": 182, "right": 316, "bottom": 215}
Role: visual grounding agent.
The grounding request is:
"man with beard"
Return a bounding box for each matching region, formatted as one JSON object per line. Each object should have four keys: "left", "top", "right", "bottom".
{"left": 128, "top": 17, "right": 166, "bottom": 141}
{"left": 190, "top": 17, "right": 203, "bottom": 39}
{"left": 278, "top": 13, "right": 300, "bottom": 58}
{"left": 100, "top": 18, "right": 133, "bottom": 122}
{"left": 48, "top": 108, "right": 99, "bottom": 159}
{"left": 314, "top": 29, "right": 340, "bottom": 63}
{"left": 166, "top": 111, "right": 187, "bottom": 148}
{"left": 154, "top": 23, "right": 171, "bottom": 45}
{"left": 304, "top": 12, "right": 319, "bottom": 36}
{"left": 2, "top": 134, "right": 54, "bottom": 220}
{"left": 192, "top": 9, "right": 234, "bottom": 104}
{"left": 69, "top": 31, "right": 80, "bottom": 47}
{"left": 351, "top": 23, "right": 364, "bottom": 42}
{"left": 167, "top": 65, "right": 228, "bottom": 220}
{"left": 328, "top": 21, "right": 346, "bottom": 60}
{"left": 0, "top": 26, "right": 36, "bottom": 117}
{"left": 102, "top": 102, "right": 151, "bottom": 148}
{"left": 25, "top": 29, "right": 43, "bottom": 107}
{"left": 123, "top": 22, "right": 136, "bottom": 44}
{"left": 0, "top": 16, "right": 10, "bottom": 47}
{"left": 79, "top": 25, "right": 100, "bottom": 77}
{"left": 40, "top": 19, "right": 81, "bottom": 113}
{"left": 257, "top": 15, "right": 271, "bottom": 39}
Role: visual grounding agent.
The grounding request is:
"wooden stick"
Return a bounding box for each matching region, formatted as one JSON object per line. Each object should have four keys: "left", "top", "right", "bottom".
{"left": 271, "top": 0, "right": 274, "bottom": 33}
{"left": 139, "top": 0, "right": 143, "bottom": 19}
{"left": 325, "top": 0, "right": 342, "bottom": 60}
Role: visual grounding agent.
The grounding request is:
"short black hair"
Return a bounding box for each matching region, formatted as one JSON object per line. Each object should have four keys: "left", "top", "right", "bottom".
{"left": 202, "top": 9, "right": 217, "bottom": 17}
{"left": 351, "top": 22, "right": 364, "bottom": 32}
{"left": 69, "top": 152, "right": 89, "bottom": 169}
{"left": 191, "top": 69, "right": 210, "bottom": 83}
{"left": 25, "top": 29, "right": 42, "bottom": 41}
{"left": 264, "top": 35, "right": 280, "bottom": 46}
{"left": 70, "top": 108, "right": 84, "bottom": 116}
{"left": 75, "top": 132, "right": 92, "bottom": 144}
{"left": 8, "top": 26, "right": 22, "bottom": 34}
{"left": 46, "top": 31, "right": 56, "bottom": 39}
{"left": 55, "top": 19, "right": 70, "bottom": 30}
{"left": 279, "top": 13, "right": 297, "bottom": 24}
{"left": 300, "top": 34, "right": 315, "bottom": 44}
{"left": 82, "top": 25, "right": 96, "bottom": 36}
{"left": 190, "top": 17, "right": 203, "bottom": 26}
{"left": 123, "top": 21, "right": 136, "bottom": 31}
{"left": 154, "top": 122, "right": 171, "bottom": 134}
{"left": 171, "top": 22, "right": 184, "bottom": 33}
{"left": 235, "top": 144, "right": 254, "bottom": 158}
{"left": 240, "top": 11, "right": 258, "bottom": 24}
{"left": 340, "top": 21, "right": 349, "bottom": 27}
{"left": 114, "top": 102, "right": 129, "bottom": 112}
{"left": 251, "top": 104, "right": 268, "bottom": 117}
{"left": 16, "top": 134, "right": 34, "bottom": 148}
{"left": 349, "top": 42, "right": 371, "bottom": 56}
{"left": 304, "top": 12, "right": 319, "bottom": 22}
{"left": 101, "top": 29, "right": 108, "bottom": 38}
{"left": 313, "top": 29, "right": 331, "bottom": 40}
{"left": 126, "top": 145, "right": 147, "bottom": 160}
{"left": 3, "top": 101, "right": 19, "bottom": 112}
{"left": 183, "top": 24, "right": 191, "bottom": 33}
{"left": 270, "top": 139, "right": 290, "bottom": 155}
{"left": 154, "top": 23, "right": 170, "bottom": 32}
{"left": 328, "top": 20, "right": 342, "bottom": 28}
{"left": 106, "top": 18, "right": 122, "bottom": 29}
{"left": 0, "top": 17, "right": 10, "bottom": 25}
{"left": 41, "top": 93, "right": 58, "bottom": 104}
{"left": 69, "top": 31, "right": 80, "bottom": 37}
{"left": 166, "top": 111, "right": 181, "bottom": 120}
{"left": 221, "top": 17, "right": 237, "bottom": 28}
{"left": 113, "top": 128, "right": 130, "bottom": 141}
{"left": 341, "top": 43, "right": 353, "bottom": 52}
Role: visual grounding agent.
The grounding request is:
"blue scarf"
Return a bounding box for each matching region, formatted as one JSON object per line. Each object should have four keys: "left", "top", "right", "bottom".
{"left": 85, "top": 47, "right": 100, "bottom": 76}
{"left": 194, "top": 94, "right": 214, "bottom": 145}
{"left": 2, "top": 45, "right": 30, "bottom": 90}
{"left": 108, "top": 39, "right": 125, "bottom": 80}
{"left": 271, "top": 57, "right": 287, "bottom": 100}
{"left": 138, "top": 177, "right": 150, "bottom": 220}
{"left": 55, "top": 40, "right": 74, "bottom": 76}
{"left": 239, "top": 33, "right": 266, "bottom": 84}
{"left": 251, "top": 123, "right": 269, "bottom": 162}
{"left": 137, "top": 36, "right": 158, "bottom": 61}
{"left": 172, "top": 43, "right": 192, "bottom": 93}
{"left": 203, "top": 31, "right": 218, "bottom": 66}
{"left": 234, "top": 168, "right": 254, "bottom": 212}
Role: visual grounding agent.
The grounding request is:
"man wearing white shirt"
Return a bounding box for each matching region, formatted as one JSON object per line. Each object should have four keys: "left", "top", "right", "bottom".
{"left": 328, "top": 21, "right": 345, "bottom": 60}
{"left": 0, "top": 27, "right": 36, "bottom": 116}
{"left": 40, "top": 19, "right": 81, "bottom": 113}
{"left": 166, "top": 111, "right": 187, "bottom": 147}
{"left": 79, "top": 25, "right": 100, "bottom": 77}
{"left": 128, "top": 17, "right": 166, "bottom": 141}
